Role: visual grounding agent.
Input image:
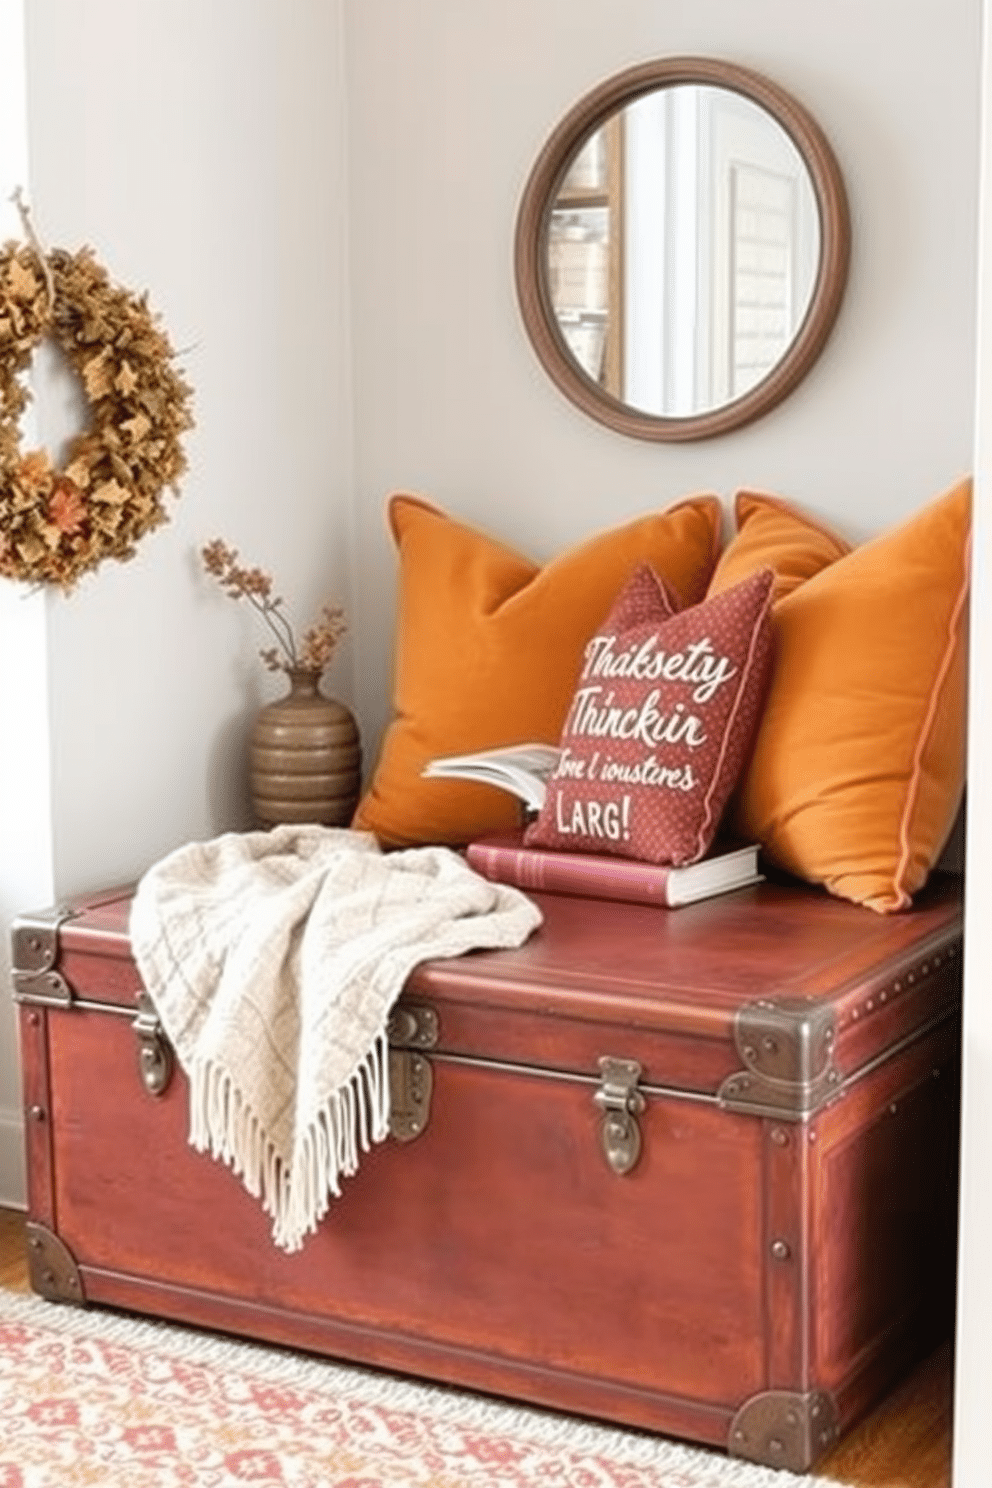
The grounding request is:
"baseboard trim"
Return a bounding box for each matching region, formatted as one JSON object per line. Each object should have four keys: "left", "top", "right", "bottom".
{"left": 0, "top": 1110, "right": 25, "bottom": 1209}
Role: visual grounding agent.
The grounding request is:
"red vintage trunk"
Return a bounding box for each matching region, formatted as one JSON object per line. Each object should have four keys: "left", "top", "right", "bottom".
{"left": 12, "top": 871, "right": 962, "bottom": 1473}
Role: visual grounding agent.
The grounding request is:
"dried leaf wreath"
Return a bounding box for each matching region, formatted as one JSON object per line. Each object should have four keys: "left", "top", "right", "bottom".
{"left": 0, "top": 215, "right": 194, "bottom": 589}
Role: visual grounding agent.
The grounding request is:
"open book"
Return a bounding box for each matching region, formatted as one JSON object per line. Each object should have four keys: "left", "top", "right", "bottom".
{"left": 422, "top": 743, "right": 561, "bottom": 812}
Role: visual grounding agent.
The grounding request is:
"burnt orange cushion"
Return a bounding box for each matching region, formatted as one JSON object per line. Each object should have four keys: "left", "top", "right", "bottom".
{"left": 730, "top": 478, "right": 971, "bottom": 911}
{"left": 353, "top": 493, "right": 723, "bottom": 847}
{"left": 708, "top": 489, "right": 851, "bottom": 602}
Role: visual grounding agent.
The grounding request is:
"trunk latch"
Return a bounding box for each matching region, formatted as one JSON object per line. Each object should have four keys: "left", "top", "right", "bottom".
{"left": 594, "top": 1056, "right": 646, "bottom": 1175}
{"left": 387, "top": 1002, "right": 438, "bottom": 1142}
{"left": 133, "top": 990, "right": 174, "bottom": 1097}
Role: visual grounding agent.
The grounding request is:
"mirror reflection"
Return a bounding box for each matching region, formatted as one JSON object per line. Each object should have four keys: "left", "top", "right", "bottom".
{"left": 545, "top": 84, "right": 820, "bottom": 419}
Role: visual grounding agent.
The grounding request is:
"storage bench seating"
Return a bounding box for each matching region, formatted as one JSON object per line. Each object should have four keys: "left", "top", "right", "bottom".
{"left": 11, "top": 869, "right": 962, "bottom": 1474}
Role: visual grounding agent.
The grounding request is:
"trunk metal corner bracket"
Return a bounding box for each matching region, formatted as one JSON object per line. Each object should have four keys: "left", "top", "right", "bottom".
{"left": 718, "top": 998, "right": 839, "bottom": 1119}
{"left": 729, "top": 1386, "right": 839, "bottom": 1471}
{"left": 25, "top": 1221, "right": 86, "bottom": 1306}
{"left": 10, "top": 907, "right": 77, "bottom": 1009}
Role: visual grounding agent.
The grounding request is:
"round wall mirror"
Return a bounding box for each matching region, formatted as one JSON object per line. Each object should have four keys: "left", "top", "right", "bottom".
{"left": 514, "top": 58, "right": 850, "bottom": 441}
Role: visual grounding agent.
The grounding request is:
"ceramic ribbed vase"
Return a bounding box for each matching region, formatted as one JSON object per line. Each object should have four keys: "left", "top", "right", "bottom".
{"left": 249, "top": 667, "right": 361, "bottom": 828}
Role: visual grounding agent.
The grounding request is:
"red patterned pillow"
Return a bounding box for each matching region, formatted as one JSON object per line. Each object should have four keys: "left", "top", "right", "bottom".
{"left": 524, "top": 564, "right": 775, "bottom": 865}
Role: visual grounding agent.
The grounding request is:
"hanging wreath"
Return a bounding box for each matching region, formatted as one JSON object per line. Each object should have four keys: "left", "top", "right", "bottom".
{"left": 0, "top": 197, "right": 194, "bottom": 589}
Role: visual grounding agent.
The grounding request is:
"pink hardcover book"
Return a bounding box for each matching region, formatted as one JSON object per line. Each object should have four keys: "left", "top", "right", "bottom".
{"left": 466, "top": 831, "right": 763, "bottom": 909}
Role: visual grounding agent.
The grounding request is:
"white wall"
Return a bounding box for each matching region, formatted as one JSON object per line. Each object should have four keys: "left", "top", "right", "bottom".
{"left": 0, "top": 0, "right": 51, "bottom": 1210}
{"left": 0, "top": 0, "right": 356, "bottom": 1201}
{"left": 344, "top": 0, "right": 981, "bottom": 759}
{"left": 22, "top": 0, "right": 356, "bottom": 894}
{"left": 954, "top": 6, "right": 992, "bottom": 1482}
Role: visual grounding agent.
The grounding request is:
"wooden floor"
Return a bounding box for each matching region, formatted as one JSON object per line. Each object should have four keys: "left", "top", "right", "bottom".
{"left": 0, "top": 1206, "right": 952, "bottom": 1485}
{"left": 0, "top": 1208, "right": 30, "bottom": 1297}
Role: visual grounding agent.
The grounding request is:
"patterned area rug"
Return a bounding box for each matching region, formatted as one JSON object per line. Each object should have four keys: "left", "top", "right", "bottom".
{"left": 0, "top": 1289, "right": 852, "bottom": 1488}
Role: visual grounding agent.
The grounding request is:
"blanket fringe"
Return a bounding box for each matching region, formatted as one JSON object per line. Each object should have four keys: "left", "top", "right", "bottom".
{"left": 189, "top": 1029, "right": 392, "bottom": 1253}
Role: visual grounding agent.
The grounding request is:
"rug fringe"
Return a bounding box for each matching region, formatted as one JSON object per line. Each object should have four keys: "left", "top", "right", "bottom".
{"left": 189, "top": 1028, "right": 391, "bottom": 1252}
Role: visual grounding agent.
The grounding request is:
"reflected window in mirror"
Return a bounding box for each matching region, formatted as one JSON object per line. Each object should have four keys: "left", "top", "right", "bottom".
{"left": 516, "top": 59, "right": 849, "bottom": 441}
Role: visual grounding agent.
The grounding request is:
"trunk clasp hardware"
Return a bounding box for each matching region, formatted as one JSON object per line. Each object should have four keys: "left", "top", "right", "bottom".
{"left": 594, "top": 1056, "right": 645, "bottom": 1175}
{"left": 133, "top": 990, "right": 174, "bottom": 1097}
{"left": 387, "top": 1002, "right": 438, "bottom": 1142}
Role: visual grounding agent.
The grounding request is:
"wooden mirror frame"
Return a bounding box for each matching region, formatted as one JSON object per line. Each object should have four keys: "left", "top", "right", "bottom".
{"left": 514, "top": 57, "right": 851, "bottom": 442}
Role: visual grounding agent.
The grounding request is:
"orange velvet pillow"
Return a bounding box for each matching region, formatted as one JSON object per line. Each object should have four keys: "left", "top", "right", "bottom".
{"left": 353, "top": 493, "right": 723, "bottom": 847}
{"left": 708, "top": 490, "right": 851, "bottom": 602}
{"left": 729, "top": 478, "right": 971, "bottom": 912}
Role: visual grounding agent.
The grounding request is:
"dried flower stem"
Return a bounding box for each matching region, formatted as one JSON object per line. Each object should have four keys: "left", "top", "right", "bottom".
{"left": 247, "top": 590, "right": 298, "bottom": 666}
{"left": 201, "top": 538, "right": 346, "bottom": 676}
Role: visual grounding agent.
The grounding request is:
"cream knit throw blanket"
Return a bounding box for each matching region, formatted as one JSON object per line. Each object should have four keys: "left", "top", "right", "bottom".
{"left": 130, "top": 825, "right": 542, "bottom": 1253}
